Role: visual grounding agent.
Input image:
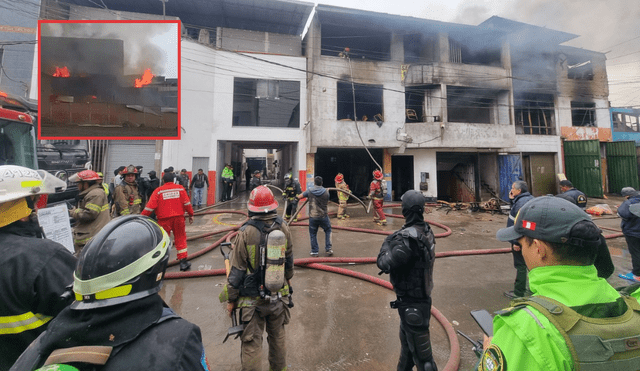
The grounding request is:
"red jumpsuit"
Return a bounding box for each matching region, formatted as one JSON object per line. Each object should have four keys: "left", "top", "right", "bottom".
{"left": 369, "top": 179, "right": 386, "bottom": 225}
{"left": 142, "top": 183, "right": 194, "bottom": 260}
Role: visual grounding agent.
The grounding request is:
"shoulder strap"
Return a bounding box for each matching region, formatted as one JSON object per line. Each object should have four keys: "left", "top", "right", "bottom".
{"left": 43, "top": 346, "right": 113, "bottom": 367}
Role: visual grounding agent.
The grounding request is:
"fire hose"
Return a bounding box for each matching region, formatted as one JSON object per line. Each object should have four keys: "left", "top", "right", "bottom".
{"left": 166, "top": 203, "right": 627, "bottom": 370}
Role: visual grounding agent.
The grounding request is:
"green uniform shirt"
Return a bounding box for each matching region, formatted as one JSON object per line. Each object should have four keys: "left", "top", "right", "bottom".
{"left": 480, "top": 265, "right": 640, "bottom": 371}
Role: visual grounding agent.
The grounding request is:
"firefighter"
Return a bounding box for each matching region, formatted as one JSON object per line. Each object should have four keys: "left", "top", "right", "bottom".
{"left": 11, "top": 215, "right": 210, "bottom": 371}
{"left": 377, "top": 190, "right": 438, "bottom": 371}
{"left": 283, "top": 172, "right": 301, "bottom": 221}
{"left": 481, "top": 196, "right": 640, "bottom": 370}
{"left": 68, "top": 170, "right": 111, "bottom": 256}
{"left": 221, "top": 186, "right": 294, "bottom": 371}
{"left": 369, "top": 169, "right": 387, "bottom": 226}
{"left": 142, "top": 172, "right": 195, "bottom": 272}
{"left": 113, "top": 165, "right": 143, "bottom": 216}
{"left": 96, "top": 171, "right": 110, "bottom": 201}
{"left": 0, "top": 165, "right": 77, "bottom": 370}
{"left": 335, "top": 173, "right": 351, "bottom": 220}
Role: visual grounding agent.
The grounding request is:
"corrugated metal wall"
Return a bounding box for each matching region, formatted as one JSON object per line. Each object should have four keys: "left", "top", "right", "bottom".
{"left": 563, "top": 140, "right": 603, "bottom": 198}
{"left": 499, "top": 154, "right": 522, "bottom": 200}
{"left": 606, "top": 141, "right": 639, "bottom": 194}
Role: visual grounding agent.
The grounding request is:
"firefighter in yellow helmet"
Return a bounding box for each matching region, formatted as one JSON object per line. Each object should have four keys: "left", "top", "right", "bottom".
{"left": 68, "top": 170, "right": 111, "bottom": 256}
{"left": 0, "top": 165, "right": 77, "bottom": 370}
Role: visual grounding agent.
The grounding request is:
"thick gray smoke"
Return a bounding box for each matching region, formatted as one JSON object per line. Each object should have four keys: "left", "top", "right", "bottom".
{"left": 451, "top": 0, "right": 640, "bottom": 107}
{"left": 41, "top": 23, "right": 173, "bottom": 77}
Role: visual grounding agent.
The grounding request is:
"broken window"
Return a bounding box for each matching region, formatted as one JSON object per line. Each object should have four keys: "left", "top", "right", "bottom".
{"left": 514, "top": 93, "right": 555, "bottom": 135}
{"left": 321, "top": 25, "right": 391, "bottom": 61}
{"left": 449, "top": 39, "right": 501, "bottom": 67}
{"left": 571, "top": 102, "right": 596, "bottom": 127}
{"left": 232, "top": 78, "right": 300, "bottom": 128}
{"left": 337, "top": 82, "right": 383, "bottom": 121}
{"left": 612, "top": 112, "right": 640, "bottom": 132}
{"left": 447, "top": 86, "right": 496, "bottom": 124}
{"left": 404, "top": 34, "right": 437, "bottom": 64}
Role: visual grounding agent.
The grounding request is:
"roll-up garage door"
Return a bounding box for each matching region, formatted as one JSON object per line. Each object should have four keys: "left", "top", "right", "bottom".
{"left": 105, "top": 140, "right": 156, "bottom": 183}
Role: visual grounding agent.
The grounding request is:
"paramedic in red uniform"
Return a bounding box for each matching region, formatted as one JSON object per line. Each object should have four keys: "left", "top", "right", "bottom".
{"left": 142, "top": 172, "right": 195, "bottom": 271}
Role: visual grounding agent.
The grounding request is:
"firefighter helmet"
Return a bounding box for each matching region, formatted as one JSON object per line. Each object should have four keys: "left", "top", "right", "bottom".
{"left": 69, "top": 169, "right": 101, "bottom": 183}
{"left": 71, "top": 215, "right": 171, "bottom": 310}
{"left": 120, "top": 165, "right": 138, "bottom": 175}
{"left": 284, "top": 173, "right": 292, "bottom": 181}
{"left": 0, "top": 165, "right": 67, "bottom": 204}
{"left": 373, "top": 169, "right": 383, "bottom": 180}
{"left": 335, "top": 173, "right": 344, "bottom": 183}
{"left": 248, "top": 185, "right": 278, "bottom": 213}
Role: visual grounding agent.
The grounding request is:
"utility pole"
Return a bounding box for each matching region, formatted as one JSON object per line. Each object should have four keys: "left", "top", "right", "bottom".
{"left": 160, "top": 0, "right": 168, "bottom": 19}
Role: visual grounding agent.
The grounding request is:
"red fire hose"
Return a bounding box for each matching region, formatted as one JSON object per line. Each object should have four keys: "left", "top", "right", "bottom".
{"left": 166, "top": 203, "right": 626, "bottom": 370}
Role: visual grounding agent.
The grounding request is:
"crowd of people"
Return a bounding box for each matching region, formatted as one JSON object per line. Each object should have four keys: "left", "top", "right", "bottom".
{"left": 2, "top": 163, "right": 640, "bottom": 371}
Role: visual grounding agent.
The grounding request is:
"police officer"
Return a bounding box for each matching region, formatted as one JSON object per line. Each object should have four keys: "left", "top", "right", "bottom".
{"left": 282, "top": 173, "right": 301, "bottom": 221}
{"left": 113, "top": 165, "right": 143, "bottom": 216}
{"left": 221, "top": 164, "right": 234, "bottom": 202}
{"left": 68, "top": 170, "right": 111, "bottom": 256}
{"left": 0, "top": 166, "right": 76, "bottom": 371}
{"left": 617, "top": 187, "right": 640, "bottom": 282}
{"left": 504, "top": 180, "right": 534, "bottom": 299}
{"left": 222, "top": 186, "right": 294, "bottom": 371}
{"left": 480, "top": 196, "right": 640, "bottom": 371}
{"left": 377, "top": 190, "right": 438, "bottom": 371}
{"left": 11, "top": 215, "right": 210, "bottom": 371}
{"left": 557, "top": 179, "right": 587, "bottom": 209}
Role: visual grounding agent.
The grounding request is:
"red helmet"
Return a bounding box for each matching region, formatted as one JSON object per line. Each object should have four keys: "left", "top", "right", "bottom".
{"left": 335, "top": 173, "right": 344, "bottom": 183}
{"left": 69, "top": 170, "right": 102, "bottom": 182}
{"left": 121, "top": 165, "right": 138, "bottom": 175}
{"left": 373, "top": 169, "right": 383, "bottom": 180}
{"left": 248, "top": 185, "right": 278, "bottom": 213}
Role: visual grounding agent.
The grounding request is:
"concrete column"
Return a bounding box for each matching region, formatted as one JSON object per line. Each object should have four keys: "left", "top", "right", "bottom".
{"left": 438, "top": 33, "right": 449, "bottom": 63}
{"left": 383, "top": 149, "right": 392, "bottom": 201}
{"left": 390, "top": 32, "right": 404, "bottom": 63}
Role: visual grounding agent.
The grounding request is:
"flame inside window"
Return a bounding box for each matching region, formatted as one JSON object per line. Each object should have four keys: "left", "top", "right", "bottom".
{"left": 53, "top": 66, "right": 70, "bottom": 77}
{"left": 134, "top": 68, "right": 154, "bottom": 88}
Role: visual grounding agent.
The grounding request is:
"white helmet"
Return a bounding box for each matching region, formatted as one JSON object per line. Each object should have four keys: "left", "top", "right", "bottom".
{"left": 0, "top": 165, "right": 67, "bottom": 204}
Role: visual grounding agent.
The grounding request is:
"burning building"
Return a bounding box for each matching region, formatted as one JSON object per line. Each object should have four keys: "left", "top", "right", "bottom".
{"left": 40, "top": 36, "right": 177, "bottom": 137}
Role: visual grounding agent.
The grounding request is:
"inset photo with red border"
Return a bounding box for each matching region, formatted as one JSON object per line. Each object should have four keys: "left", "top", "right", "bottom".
{"left": 38, "top": 20, "right": 180, "bottom": 140}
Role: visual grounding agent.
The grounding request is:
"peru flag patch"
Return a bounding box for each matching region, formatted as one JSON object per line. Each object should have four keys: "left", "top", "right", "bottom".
{"left": 522, "top": 220, "right": 536, "bottom": 230}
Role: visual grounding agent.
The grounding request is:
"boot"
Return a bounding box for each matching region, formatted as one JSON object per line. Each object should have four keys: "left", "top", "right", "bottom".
{"left": 180, "top": 259, "right": 191, "bottom": 271}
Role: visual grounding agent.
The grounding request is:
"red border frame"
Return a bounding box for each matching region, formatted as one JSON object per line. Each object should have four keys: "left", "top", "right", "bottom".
{"left": 37, "top": 19, "right": 181, "bottom": 140}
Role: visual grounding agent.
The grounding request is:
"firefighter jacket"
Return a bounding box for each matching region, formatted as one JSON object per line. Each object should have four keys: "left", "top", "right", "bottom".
{"left": 224, "top": 214, "right": 294, "bottom": 308}
{"left": 71, "top": 183, "right": 111, "bottom": 247}
{"left": 0, "top": 221, "right": 76, "bottom": 371}
{"left": 283, "top": 179, "right": 301, "bottom": 200}
{"left": 336, "top": 181, "right": 350, "bottom": 201}
{"left": 142, "top": 182, "right": 194, "bottom": 220}
{"left": 10, "top": 295, "right": 209, "bottom": 371}
{"left": 114, "top": 181, "right": 142, "bottom": 216}
{"left": 480, "top": 265, "right": 640, "bottom": 371}
{"left": 369, "top": 179, "right": 383, "bottom": 199}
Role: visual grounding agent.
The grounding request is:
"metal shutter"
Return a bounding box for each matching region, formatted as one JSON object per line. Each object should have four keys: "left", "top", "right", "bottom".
{"left": 105, "top": 140, "right": 156, "bottom": 183}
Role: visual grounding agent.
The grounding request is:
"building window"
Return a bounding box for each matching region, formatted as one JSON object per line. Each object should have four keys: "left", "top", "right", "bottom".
{"left": 612, "top": 112, "right": 639, "bottom": 132}
{"left": 449, "top": 39, "right": 501, "bottom": 67}
{"left": 567, "top": 57, "right": 593, "bottom": 80}
{"left": 321, "top": 25, "right": 391, "bottom": 61}
{"left": 447, "top": 86, "right": 496, "bottom": 124}
{"left": 337, "top": 82, "right": 383, "bottom": 121}
{"left": 514, "top": 93, "right": 555, "bottom": 135}
{"left": 571, "top": 102, "right": 596, "bottom": 127}
{"left": 232, "top": 78, "right": 300, "bottom": 128}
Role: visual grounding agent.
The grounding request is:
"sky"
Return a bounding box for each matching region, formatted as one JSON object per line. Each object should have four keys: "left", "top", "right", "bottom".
{"left": 314, "top": 0, "right": 640, "bottom": 108}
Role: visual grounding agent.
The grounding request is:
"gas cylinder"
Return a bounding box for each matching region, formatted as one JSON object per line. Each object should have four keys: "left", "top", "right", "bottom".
{"left": 264, "top": 229, "right": 286, "bottom": 293}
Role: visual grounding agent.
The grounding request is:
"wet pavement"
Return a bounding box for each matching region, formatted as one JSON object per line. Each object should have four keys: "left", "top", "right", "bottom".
{"left": 159, "top": 193, "right": 635, "bottom": 370}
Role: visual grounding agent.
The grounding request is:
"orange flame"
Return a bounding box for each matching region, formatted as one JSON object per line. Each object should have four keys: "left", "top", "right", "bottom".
{"left": 53, "top": 66, "right": 70, "bottom": 77}
{"left": 134, "top": 68, "right": 154, "bottom": 88}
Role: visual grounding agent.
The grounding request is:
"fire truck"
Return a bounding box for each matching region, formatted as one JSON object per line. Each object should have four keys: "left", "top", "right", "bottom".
{"left": 0, "top": 91, "right": 91, "bottom": 205}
